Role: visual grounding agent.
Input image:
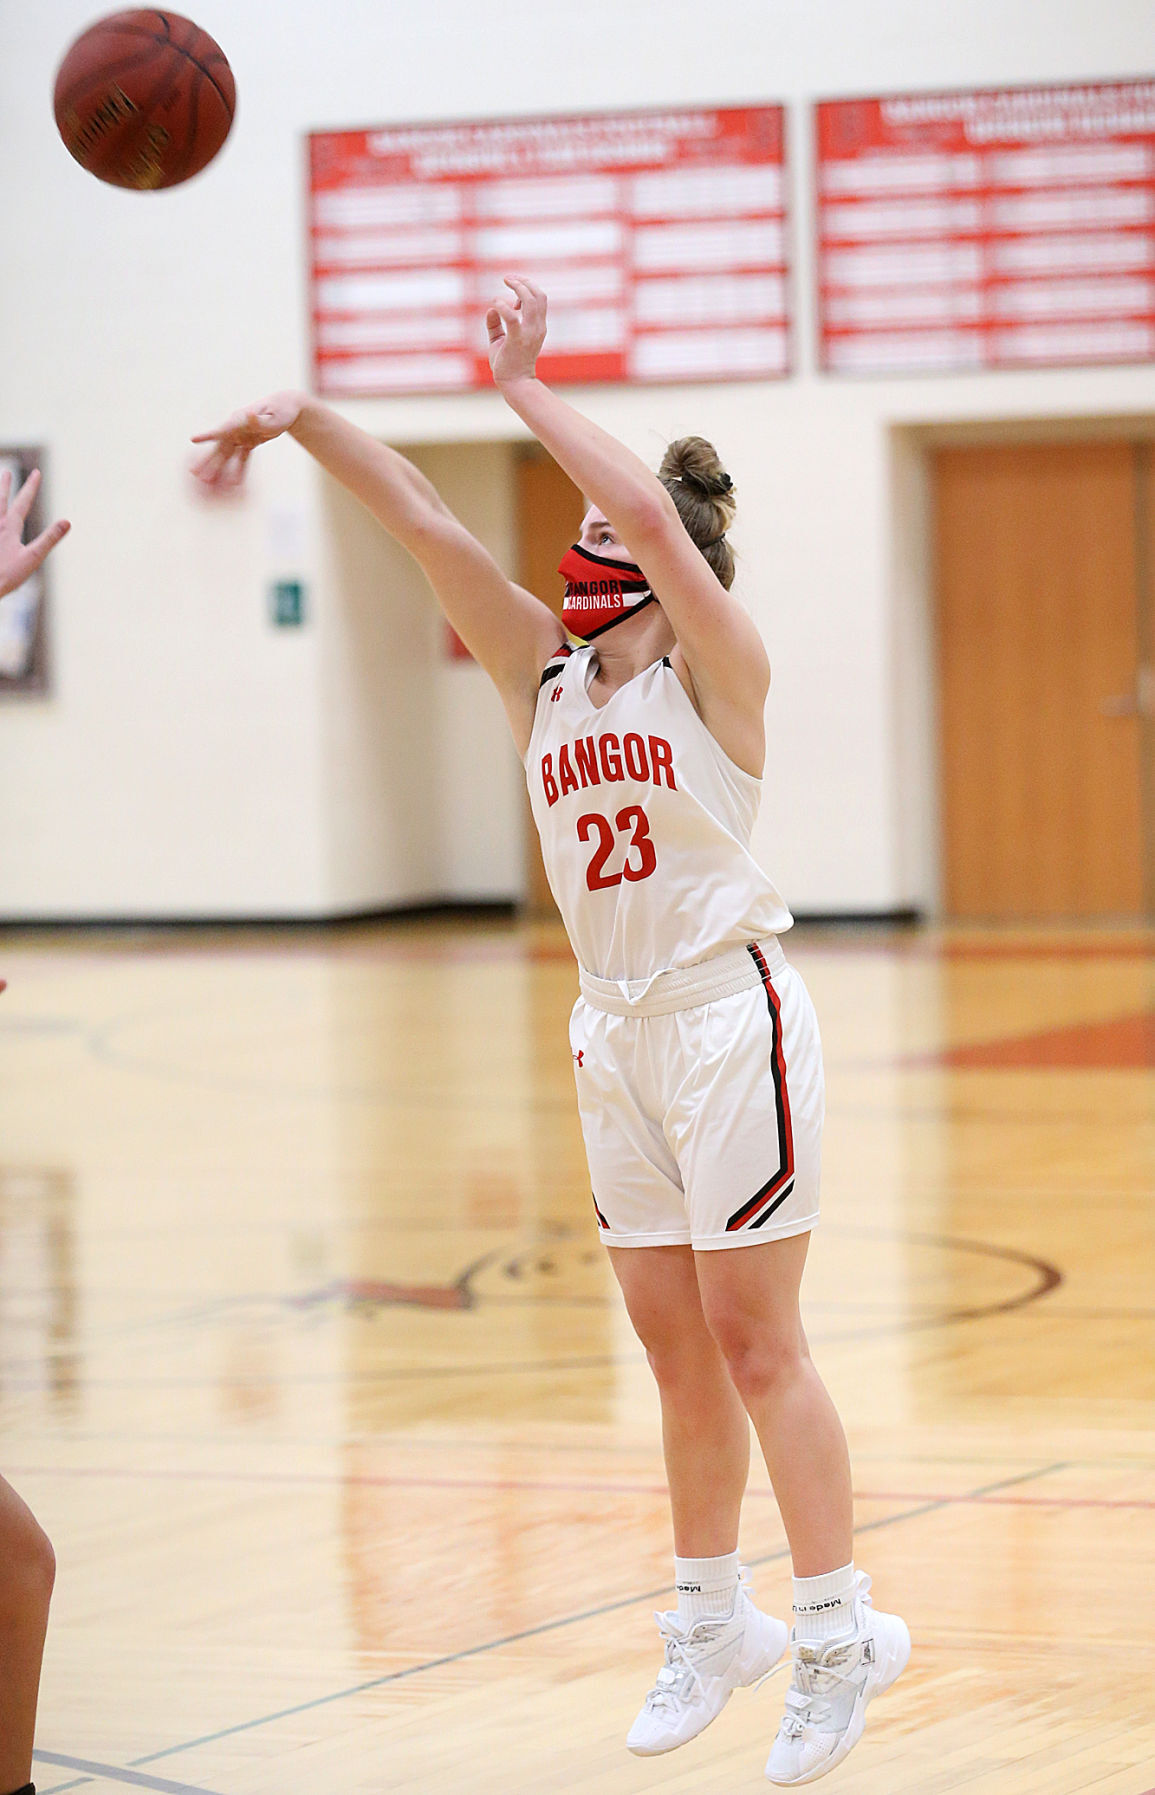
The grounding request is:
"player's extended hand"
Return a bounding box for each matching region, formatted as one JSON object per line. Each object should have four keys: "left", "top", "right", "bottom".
{"left": 486, "top": 277, "right": 547, "bottom": 385}
{"left": 0, "top": 468, "right": 70, "bottom": 601}
{"left": 190, "top": 392, "right": 305, "bottom": 493}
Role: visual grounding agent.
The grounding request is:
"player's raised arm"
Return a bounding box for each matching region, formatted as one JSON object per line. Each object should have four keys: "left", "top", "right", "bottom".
{"left": 0, "top": 468, "right": 70, "bottom": 601}
{"left": 487, "top": 278, "right": 769, "bottom": 756}
{"left": 191, "top": 393, "right": 564, "bottom": 752}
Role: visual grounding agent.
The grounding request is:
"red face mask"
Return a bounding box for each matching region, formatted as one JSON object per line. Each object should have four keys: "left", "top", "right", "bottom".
{"left": 558, "top": 543, "right": 656, "bottom": 640}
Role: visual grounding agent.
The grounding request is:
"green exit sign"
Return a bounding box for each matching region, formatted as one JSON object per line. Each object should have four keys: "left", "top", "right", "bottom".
{"left": 269, "top": 580, "right": 306, "bottom": 628}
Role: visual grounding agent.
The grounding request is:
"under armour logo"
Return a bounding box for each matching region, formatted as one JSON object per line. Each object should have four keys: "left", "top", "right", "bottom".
{"left": 573, "top": 1049, "right": 584, "bottom": 1067}
{"left": 550, "top": 683, "right": 563, "bottom": 702}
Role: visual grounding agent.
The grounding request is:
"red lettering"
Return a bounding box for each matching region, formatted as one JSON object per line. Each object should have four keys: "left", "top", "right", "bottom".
{"left": 599, "top": 733, "right": 624, "bottom": 781}
{"left": 574, "top": 736, "right": 601, "bottom": 789}
{"left": 558, "top": 742, "right": 579, "bottom": 797}
{"left": 541, "top": 754, "right": 558, "bottom": 807}
{"left": 648, "top": 735, "right": 676, "bottom": 790}
{"left": 623, "top": 732, "right": 649, "bottom": 782}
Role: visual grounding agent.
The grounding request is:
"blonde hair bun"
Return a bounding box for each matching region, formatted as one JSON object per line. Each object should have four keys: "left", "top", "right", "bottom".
{"left": 658, "top": 436, "right": 737, "bottom": 588}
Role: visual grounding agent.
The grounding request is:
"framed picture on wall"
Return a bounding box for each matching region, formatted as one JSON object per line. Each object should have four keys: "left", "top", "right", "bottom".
{"left": 0, "top": 446, "right": 52, "bottom": 697}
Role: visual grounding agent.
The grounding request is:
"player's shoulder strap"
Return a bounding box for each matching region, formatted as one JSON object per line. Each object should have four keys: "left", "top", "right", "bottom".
{"left": 538, "top": 642, "right": 574, "bottom": 689}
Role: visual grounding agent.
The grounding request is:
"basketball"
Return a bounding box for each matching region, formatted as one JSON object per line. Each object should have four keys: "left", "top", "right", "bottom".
{"left": 53, "top": 10, "right": 235, "bottom": 190}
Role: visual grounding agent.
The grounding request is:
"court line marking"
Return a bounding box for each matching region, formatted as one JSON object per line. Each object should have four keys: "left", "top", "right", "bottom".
{"left": 34, "top": 1748, "right": 228, "bottom": 1793}
{"left": 0, "top": 1227, "right": 1062, "bottom": 1383}
{"left": 91, "top": 1462, "right": 1063, "bottom": 1774}
{"left": 8, "top": 1461, "right": 1142, "bottom": 1510}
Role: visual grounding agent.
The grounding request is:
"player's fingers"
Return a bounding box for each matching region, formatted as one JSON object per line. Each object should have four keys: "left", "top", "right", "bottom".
{"left": 11, "top": 467, "right": 42, "bottom": 521}
{"left": 506, "top": 275, "right": 545, "bottom": 316}
{"left": 189, "top": 418, "right": 247, "bottom": 445}
{"left": 190, "top": 443, "right": 227, "bottom": 477}
{"left": 0, "top": 469, "right": 11, "bottom": 516}
{"left": 21, "top": 518, "right": 70, "bottom": 573}
{"left": 485, "top": 306, "right": 506, "bottom": 344}
{"left": 214, "top": 447, "right": 251, "bottom": 491}
{"left": 191, "top": 404, "right": 261, "bottom": 446}
{"left": 490, "top": 299, "right": 519, "bottom": 333}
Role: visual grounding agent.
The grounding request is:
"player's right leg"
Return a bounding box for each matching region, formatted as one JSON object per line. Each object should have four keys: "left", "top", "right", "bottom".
{"left": 0, "top": 1474, "right": 55, "bottom": 1795}
{"left": 607, "top": 1245, "right": 788, "bottom": 1755}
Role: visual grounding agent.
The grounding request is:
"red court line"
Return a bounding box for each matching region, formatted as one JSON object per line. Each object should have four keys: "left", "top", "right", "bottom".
{"left": 8, "top": 1464, "right": 1155, "bottom": 1511}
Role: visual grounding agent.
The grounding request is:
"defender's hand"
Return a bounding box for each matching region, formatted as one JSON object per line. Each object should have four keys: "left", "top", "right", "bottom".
{"left": 0, "top": 468, "right": 70, "bottom": 600}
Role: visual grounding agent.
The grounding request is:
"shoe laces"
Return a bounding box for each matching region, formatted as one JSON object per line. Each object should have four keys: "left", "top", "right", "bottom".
{"left": 774, "top": 1637, "right": 864, "bottom": 1738}
{"left": 641, "top": 1610, "right": 733, "bottom": 1713}
{"left": 773, "top": 1579, "right": 873, "bottom": 1740}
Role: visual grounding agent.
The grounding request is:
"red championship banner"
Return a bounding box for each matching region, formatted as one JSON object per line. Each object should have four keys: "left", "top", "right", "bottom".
{"left": 309, "top": 104, "right": 788, "bottom": 396}
{"left": 817, "top": 80, "right": 1155, "bottom": 374}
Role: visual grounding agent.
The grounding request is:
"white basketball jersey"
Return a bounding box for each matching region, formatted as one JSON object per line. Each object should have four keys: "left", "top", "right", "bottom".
{"left": 526, "top": 644, "right": 793, "bottom": 983}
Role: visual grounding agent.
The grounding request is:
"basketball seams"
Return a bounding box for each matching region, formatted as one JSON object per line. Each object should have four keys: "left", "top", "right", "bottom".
{"left": 164, "top": 13, "right": 235, "bottom": 110}
{"left": 175, "top": 48, "right": 234, "bottom": 111}
{"left": 58, "top": 16, "right": 234, "bottom": 124}
{"left": 172, "top": 68, "right": 201, "bottom": 187}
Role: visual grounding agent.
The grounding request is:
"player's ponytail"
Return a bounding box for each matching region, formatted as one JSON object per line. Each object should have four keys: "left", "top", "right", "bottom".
{"left": 658, "top": 437, "right": 737, "bottom": 590}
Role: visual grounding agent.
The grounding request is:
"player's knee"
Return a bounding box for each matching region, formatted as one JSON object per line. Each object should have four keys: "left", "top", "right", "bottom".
{"left": 641, "top": 1326, "right": 721, "bottom": 1402}
{"left": 0, "top": 1509, "right": 55, "bottom": 1613}
{"left": 643, "top": 1339, "right": 694, "bottom": 1391}
{"left": 708, "top": 1316, "right": 807, "bottom": 1405}
{"left": 31, "top": 1519, "right": 56, "bottom": 1598}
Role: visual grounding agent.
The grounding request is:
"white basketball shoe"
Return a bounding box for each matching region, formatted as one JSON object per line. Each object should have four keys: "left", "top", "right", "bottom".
{"left": 765, "top": 1572, "right": 910, "bottom": 1784}
{"left": 627, "top": 1578, "right": 789, "bottom": 1756}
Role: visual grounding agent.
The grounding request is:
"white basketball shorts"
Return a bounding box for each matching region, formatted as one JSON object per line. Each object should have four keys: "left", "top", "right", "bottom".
{"left": 569, "top": 938, "right": 823, "bottom": 1252}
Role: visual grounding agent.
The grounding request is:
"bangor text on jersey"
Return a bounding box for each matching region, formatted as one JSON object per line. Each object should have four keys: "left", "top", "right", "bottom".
{"left": 540, "top": 732, "right": 677, "bottom": 807}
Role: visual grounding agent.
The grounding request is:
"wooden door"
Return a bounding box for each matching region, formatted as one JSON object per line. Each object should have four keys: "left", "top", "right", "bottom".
{"left": 934, "top": 442, "right": 1147, "bottom": 919}
{"left": 1134, "top": 445, "right": 1155, "bottom": 913}
{"left": 515, "top": 447, "right": 585, "bottom": 918}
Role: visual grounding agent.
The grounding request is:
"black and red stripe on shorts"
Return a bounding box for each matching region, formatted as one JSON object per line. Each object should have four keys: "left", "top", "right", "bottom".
{"left": 724, "top": 944, "right": 796, "bottom": 1232}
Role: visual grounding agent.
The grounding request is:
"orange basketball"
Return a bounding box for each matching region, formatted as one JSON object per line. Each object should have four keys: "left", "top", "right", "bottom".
{"left": 53, "top": 10, "right": 235, "bottom": 190}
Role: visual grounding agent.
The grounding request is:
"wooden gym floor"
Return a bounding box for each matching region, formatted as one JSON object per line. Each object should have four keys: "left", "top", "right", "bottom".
{"left": 1, "top": 915, "right": 1153, "bottom": 1794}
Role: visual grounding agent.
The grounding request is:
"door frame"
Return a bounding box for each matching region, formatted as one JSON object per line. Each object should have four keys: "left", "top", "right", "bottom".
{"left": 890, "top": 413, "right": 1155, "bottom": 921}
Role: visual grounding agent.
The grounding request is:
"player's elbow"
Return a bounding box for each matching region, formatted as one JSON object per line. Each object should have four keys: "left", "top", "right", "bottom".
{"left": 396, "top": 503, "right": 461, "bottom": 559}
{"left": 613, "top": 484, "right": 681, "bottom": 552}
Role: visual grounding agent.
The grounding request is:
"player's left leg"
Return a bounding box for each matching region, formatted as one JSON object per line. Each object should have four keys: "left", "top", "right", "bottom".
{"left": 695, "top": 1238, "right": 909, "bottom": 1784}
{"left": 696, "top": 1235, "right": 850, "bottom": 1572}
{"left": 0, "top": 1474, "right": 55, "bottom": 1795}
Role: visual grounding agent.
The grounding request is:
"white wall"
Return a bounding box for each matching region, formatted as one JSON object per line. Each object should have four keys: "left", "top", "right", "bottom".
{"left": 310, "top": 443, "right": 524, "bottom": 914}
{"left": 2, "top": 0, "right": 1154, "bottom": 918}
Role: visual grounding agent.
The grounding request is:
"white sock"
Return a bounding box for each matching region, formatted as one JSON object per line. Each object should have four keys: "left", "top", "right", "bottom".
{"left": 792, "top": 1561, "right": 857, "bottom": 1643}
{"left": 673, "top": 1550, "right": 741, "bottom": 1626}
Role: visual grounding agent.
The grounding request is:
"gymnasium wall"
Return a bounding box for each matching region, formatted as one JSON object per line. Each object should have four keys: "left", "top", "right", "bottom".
{"left": 1, "top": 0, "right": 1153, "bottom": 919}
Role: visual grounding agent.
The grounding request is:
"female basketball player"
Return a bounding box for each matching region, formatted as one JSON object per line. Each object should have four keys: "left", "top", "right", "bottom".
{"left": 191, "top": 276, "right": 909, "bottom": 1785}
{"left": 0, "top": 462, "right": 65, "bottom": 1795}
